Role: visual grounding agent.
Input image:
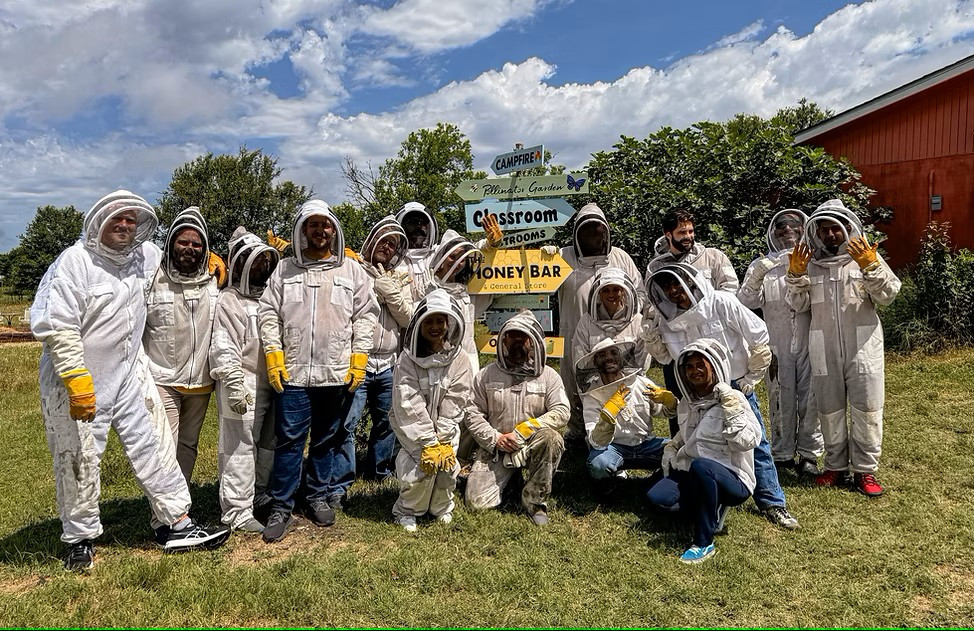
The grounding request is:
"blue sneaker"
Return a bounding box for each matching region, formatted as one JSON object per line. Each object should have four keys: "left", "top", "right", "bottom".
{"left": 679, "top": 544, "right": 716, "bottom": 564}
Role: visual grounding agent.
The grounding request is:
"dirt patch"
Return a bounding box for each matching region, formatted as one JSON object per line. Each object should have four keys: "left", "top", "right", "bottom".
{"left": 935, "top": 563, "right": 974, "bottom": 607}
{"left": 0, "top": 573, "right": 48, "bottom": 595}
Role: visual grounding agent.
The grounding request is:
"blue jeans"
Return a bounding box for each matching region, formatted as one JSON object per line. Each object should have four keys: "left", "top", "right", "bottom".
{"left": 587, "top": 437, "right": 667, "bottom": 479}
{"left": 345, "top": 368, "right": 396, "bottom": 480}
{"left": 731, "top": 379, "right": 787, "bottom": 510}
{"left": 648, "top": 458, "right": 750, "bottom": 547}
{"left": 268, "top": 385, "right": 356, "bottom": 513}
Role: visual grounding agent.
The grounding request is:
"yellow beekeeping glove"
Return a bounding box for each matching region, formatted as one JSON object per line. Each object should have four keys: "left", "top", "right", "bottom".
{"left": 266, "top": 229, "right": 291, "bottom": 253}
{"left": 61, "top": 368, "right": 96, "bottom": 422}
{"left": 345, "top": 353, "right": 368, "bottom": 392}
{"left": 601, "top": 384, "right": 630, "bottom": 423}
{"left": 208, "top": 252, "right": 228, "bottom": 288}
{"left": 847, "top": 236, "right": 880, "bottom": 270}
{"left": 344, "top": 247, "right": 363, "bottom": 263}
{"left": 436, "top": 442, "right": 457, "bottom": 471}
{"left": 788, "top": 242, "right": 812, "bottom": 276}
{"left": 483, "top": 213, "right": 503, "bottom": 249}
{"left": 420, "top": 444, "right": 440, "bottom": 475}
{"left": 265, "top": 350, "right": 290, "bottom": 393}
{"left": 645, "top": 385, "right": 678, "bottom": 411}
{"left": 513, "top": 417, "right": 542, "bottom": 440}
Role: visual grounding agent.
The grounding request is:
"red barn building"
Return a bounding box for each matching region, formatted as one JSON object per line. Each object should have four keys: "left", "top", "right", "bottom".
{"left": 794, "top": 54, "right": 974, "bottom": 269}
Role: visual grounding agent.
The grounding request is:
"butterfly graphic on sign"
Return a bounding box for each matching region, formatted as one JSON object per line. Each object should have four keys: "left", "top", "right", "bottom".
{"left": 566, "top": 174, "right": 586, "bottom": 191}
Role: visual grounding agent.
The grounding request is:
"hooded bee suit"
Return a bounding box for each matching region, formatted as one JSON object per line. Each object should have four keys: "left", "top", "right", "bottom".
{"left": 258, "top": 200, "right": 379, "bottom": 512}
{"left": 349, "top": 216, "right": 414, "bottom": 479}
{"left": 557, "top": 203, "right": 647, "bottom": 439}
{"left": 464, "top": 310, "right": 569, "bottom": 513}
{"left": 645, "top": 238, "right": 740, "bottom": 294}
{"left": 144, "top": 206, "right": 221, "bottom": 483}
{"left": 647, "top": 339, "right": 762, "bottom": 548}
{"left": 572, "top": 266, "right": 648, "bottom": 370}
{"left": 643, "top": 264, "right": 788, "bottom": 512}
{"left": 576, "top": 339, "right": 672, "bottom": 478}
{"left": 31, "top": 190, "right": 192, "bottom": 544}
{"left": 209, "top": 228, "right": 281, "bottom": 529}
{"left": 738, "top": 209, "right": 823, "bottom": 465}
{"left": 784, "top": 200, "right": 900, "bottom": 474}
{"left": 395, "top": 202, "right": 439, "bottom": 302}
{"left": 391, "top": 290, "right": 473, "bottom": 521}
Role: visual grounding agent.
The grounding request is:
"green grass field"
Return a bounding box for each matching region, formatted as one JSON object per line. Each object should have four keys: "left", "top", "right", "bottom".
{"left": 0, "top": 342, "right": 972, "bottom": 627}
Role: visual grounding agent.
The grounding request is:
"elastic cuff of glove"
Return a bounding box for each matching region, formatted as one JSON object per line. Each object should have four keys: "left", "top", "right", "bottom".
{"left": 861, "top": 260, "right": 881, "bottom": 273}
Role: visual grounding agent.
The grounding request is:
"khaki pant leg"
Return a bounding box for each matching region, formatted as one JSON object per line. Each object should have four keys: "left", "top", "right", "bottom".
{"left": 521, "top": 427, "right": 564, "bottom": 512}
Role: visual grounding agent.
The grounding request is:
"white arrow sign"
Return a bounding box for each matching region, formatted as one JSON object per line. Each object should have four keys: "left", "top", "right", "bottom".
{"left": 491, "top": 144, "right": 544, "bottom": 175}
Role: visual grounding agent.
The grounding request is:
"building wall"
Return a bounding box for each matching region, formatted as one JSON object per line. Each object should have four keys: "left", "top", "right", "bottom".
{"left": 801, "top": 71, "right": 974, "bottom": 267}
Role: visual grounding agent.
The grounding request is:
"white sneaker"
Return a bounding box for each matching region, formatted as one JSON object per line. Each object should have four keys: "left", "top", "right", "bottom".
{"left": 397, "top": 516, "right": 418, "bottom": 532}
{"left": 436, "top": 513, "right": 453, "bottom": 525}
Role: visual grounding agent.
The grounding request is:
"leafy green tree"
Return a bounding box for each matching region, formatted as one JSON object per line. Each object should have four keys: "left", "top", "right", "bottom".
{"left": 157, "top": 147, "right": 312, "bottom": 255}
{"left": 2, "top": 205, "right": 83, "bottom": 296}
{"left": 342, "top": 123, "right": 486, "bottom": 235}
{"left": 583, "top": 101, "right": 876, "bottom": 274}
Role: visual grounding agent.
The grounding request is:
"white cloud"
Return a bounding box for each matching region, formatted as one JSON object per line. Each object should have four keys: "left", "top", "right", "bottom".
{"left": 710, "top": 20, "right": 765, "bottom": 49}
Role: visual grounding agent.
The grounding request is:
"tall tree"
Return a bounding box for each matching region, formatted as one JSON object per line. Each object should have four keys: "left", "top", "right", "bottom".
{"left": 584, "top": 101, "right": 877, "bottom": 274}
{"left": 1, "top": 205, "right": 83, "bottom": 296}
{"left": 157, "top": 147, "right": 312, "bottom": 255}
{"left": 342, "top": 123, "right": 486, "bottom": 235}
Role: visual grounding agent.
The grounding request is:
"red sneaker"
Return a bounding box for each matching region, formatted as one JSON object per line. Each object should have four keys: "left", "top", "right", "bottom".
{"left": 815, "top": 470, "right": 847, "bottom": 487}
{"left": 854, "top": 472, "right": 884, "bottom": 497}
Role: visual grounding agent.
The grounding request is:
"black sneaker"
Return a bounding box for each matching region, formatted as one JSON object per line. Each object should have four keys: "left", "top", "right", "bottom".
{"left": 327, "top": 494, "right": 346, "bottom": 511}
{"left": 307, "top": 499, "right": 336, "bottom": 527}
{"left": 64, "top": 539, "right": 95, "bottom": 571}
{"left": 163, "top": 521, "right": 231, "bottom": 553}
{"left": 263, "top": 510, "right": 294, "bottom": 543}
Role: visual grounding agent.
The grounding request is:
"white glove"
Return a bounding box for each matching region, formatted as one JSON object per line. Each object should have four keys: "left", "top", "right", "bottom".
{"left": 661, "top": 440, "right": 679, "bottom": 476}
{"left": 223, "top": 371, "right": 253, "bottom": 415}
{"left": 713, "top": 382, "right": 746, "bottom": 421}
{"left": 540, "top": 245, "right": 558, "bottom": 256}
{"left": 738, "top": 375, "right": 760, "bottom": 397}
{"left": 744, "top": 256, "right": 776, "bottom": 290}
{"left": 372, "top": 266, "right": 411, "bottom": 304}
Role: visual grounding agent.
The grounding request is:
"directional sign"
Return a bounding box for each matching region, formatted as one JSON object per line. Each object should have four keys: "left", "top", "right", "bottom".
{"left": 477, "top": 334, "right": 565, "bottom": 359}
{"left": 485, "top": 310, "right": 554, "bottom": 333}
{"left": 490, "top": 294, "right": 550, "bottom": 310}
{"left": 496, "top": 226, "right": 557, "bottom": 249}
{"left": 455, "top": 172, "right": 589, "bottom": 202}
{"left": 492, "top": 144, "right": 544, "bottom": 175}
{"left": 467, "top": 248, "right": 573, "bottom": 295}
{"left": 466, "top": 198, "right": 576, "bottom": 233}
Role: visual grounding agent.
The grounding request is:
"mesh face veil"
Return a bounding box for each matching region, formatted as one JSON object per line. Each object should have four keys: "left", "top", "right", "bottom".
{"left": 83, "top": 190, "right": 159, "bottom": 263}
{"left": 403, "top": 289, "right": 466, "bottom": 365}
{"left": 574, "top": 338, "right": 642, "bottom": 395}
{"left": 766, "top": 209, "right": 808, "bottom": 254}
{"left": 430, "top": 230, "right": 483, "bottom": 285}
{"left": 362, "top": 216, "right": 408, "bottom": 269}
{"left": 227, "top": 227, "right": 280, "bottom": 298}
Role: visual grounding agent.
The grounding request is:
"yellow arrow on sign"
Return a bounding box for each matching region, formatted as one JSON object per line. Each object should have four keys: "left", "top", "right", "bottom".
{"left": 477, "top": 334, "right": 565, "bottom": 359}
{"left": 466, "top": 249, "right": 573, "bottom": 295}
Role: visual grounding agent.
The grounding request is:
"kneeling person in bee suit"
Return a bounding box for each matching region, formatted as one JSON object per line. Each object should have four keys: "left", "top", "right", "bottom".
{"left": 576, "top": 338, "right": 676, "bottom": 484}
{"left": 647, "top": 339, "right": 762, "bottom": 564}
{"left": 391, "top": 290, "right": 474, "bottom": 532}
{"left": 464, "top": 311, "right": 569, "bottom": 525}
{"left": 210, "top": 228, "right": 281, "bottom": 532}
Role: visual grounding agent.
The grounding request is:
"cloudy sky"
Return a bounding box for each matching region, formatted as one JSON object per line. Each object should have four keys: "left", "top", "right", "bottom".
{"left": 1, "top": 0, "right": 973, "bottom": 251}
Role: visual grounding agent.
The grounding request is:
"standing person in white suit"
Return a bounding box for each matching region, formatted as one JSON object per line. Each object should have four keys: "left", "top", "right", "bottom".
{"left": 784, "top": 199, "right": 900, "bottom": 496}
{"left": 210, "top": 228, "right": 281, "bottom": 533}
{"left": 31, "top": 190, "right": 230, "bottom": 571}
{"left": 738, "top": 209, "right": 823, "bottom": 476}
{"left": 391, "top": 289, "right": 473, "bottom": 531}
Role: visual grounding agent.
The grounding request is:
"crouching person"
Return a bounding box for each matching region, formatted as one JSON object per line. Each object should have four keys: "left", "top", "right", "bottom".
{"left": 576, "top": 339, "right": 676, "bottom": 485}
{"left": 647, "top": 339, "right": 762, "bottom": 564}
{"left": 391, "top": 290, "right": 473, "bottom": 532}
{"left": 210, "top": 228, "right": 280, "bottom": 533}
{"left": 464, "top": 311, "right": 569, "bottom": 526}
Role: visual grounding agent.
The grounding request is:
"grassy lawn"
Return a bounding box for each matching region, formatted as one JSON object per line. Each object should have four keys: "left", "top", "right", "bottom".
{"left": 0, "top": 342, "right": 972, "bottom": 627}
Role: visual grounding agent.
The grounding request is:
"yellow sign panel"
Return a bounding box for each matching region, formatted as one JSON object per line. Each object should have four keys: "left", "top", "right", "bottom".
{"left": 467, "top": 249, "right": 573, "bottom": 295}
{"left": 477, "top": 334, "right": 565, "bottom": 359}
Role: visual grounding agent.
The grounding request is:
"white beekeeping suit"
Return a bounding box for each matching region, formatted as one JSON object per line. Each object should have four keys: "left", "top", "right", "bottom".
{"left": 31, "top": 190, "right": 192, "bottom": 545}
{"left": 144, "top": 206, "right": 220, "bottom": 483}
{"left": 391, "top": 290, "right": 473, "bottom": 525}
{"left": 209, "top": 228, "right": 280, "bottom": 530}
{"left": 572, "top": 266, "right": 647, "bottom": 371}
{"left": 464, "top": 310, "right": 569, "bottom": 521}
{"left": 395, "top": 202, "right": 439, "bottom": 302}
{"left": 646, "top": 241, "right": 740, "bottom": 294}
{"left": 556, "top": 203, "right": 646, "bottom": 440}
{"left": 738, "top": 209, "right": 823, "bottom": 470}
{"left": 785, "top": 200, "right": 900, "bottom": 477}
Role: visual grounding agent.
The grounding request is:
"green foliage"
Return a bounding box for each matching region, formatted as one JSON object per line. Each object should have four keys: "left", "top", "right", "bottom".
{"left": 157, "top": 147, "right": 312, "bottom": 256}
{"left": 0, "top": 205, "right": 83, "bottom": 296}
{"left": 881, "top": 222, "right": 974, "bottom": 352}
{"left": 584, "top": 101, "right": 876, "bottom": 273}
{"left": 343, "top": 123, "right": 487, "bottom": 236}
